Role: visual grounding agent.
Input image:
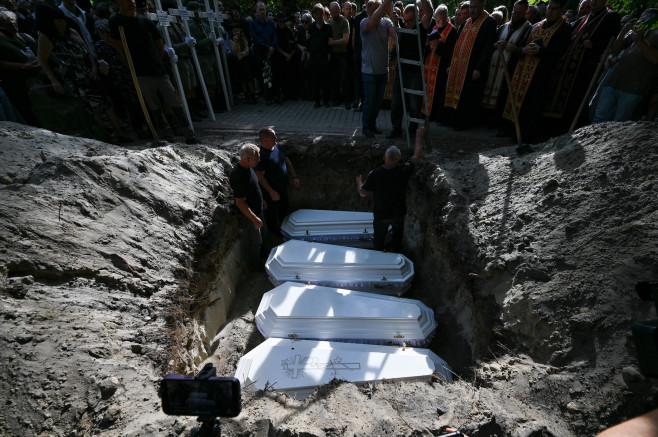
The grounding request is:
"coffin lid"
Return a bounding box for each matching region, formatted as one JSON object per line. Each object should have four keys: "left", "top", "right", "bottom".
{"left": 281, "top": 209, "right": 374, "bottom": 241}
{"left": 235, "top": 338, "right": 452, "bottom": 399}
{"left": 255, "top": 282, "right": 436, "bottom": 346}
{"left": 265, "top": 240, "right": 414, "bottom": 293}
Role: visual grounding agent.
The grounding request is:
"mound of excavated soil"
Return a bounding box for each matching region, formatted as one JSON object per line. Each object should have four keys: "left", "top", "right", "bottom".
{"left": 0, "top": 121, "right": 656, "bottom": 437}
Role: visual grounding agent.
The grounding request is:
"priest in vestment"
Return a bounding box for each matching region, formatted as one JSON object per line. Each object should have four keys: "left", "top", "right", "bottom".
{"left": 443, "top": 0, "right": 497, "bottom": 130}
{"left": 481, "top": 0, "right": 531, "bottom": 118}
{"left": 501, "top": 0, "right": 572, "bottom": 142}
{"left": 422, "top": 4, "right": 457, "bottom": 123}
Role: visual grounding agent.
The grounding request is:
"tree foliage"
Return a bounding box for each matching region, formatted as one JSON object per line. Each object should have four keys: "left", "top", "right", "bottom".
{"left": 528, "top": 0, "right": 651, "bottom": 17}
{"left": 605, "top": 0, "right": 652, "bottom": 17}
{"left": 227, "top": 0, "right": 311, "bottom": 16}
{"left": 228, "top": 0, "right": 518, "bottom": 16}
{"left": 636, "top": 6, "right": 658, "bottom": 30}
{"left": 227, "top": 0, "right": 654, "bottom": 19}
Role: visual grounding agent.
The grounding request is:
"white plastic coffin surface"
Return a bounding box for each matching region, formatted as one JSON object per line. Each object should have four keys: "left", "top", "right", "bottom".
{"left": 265, "top": 240, "right": 414, "bottom": 295}
{"left": 281, "top": 209, "right": 374, "bottom": 247}
{"left": 235, "top": 338, "right": 452, "bottom": 399}
{"left": 255, "top": 282, "right": 437, "bottom": 346}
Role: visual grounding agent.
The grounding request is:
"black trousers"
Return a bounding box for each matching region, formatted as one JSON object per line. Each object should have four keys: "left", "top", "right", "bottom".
{"left": 373, "top": 217, "right": 404, "bottom": 252}
{"left": 253, "top": 45, "right": 273, "bottom": 100}
{"left": 309, "top": 55, "right": 330, "bottom": 104}
{"left": 263, "top": 190, "right": 289, "bottom": 237}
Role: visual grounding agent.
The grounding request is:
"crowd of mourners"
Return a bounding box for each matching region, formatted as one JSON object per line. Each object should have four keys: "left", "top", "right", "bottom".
{"left": 0, "top": 0, "right": 656, "bottom": 143}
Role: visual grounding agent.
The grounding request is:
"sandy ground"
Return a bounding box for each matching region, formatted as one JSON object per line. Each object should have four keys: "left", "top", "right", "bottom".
{"left": 0, "top": 120, "right": 657, "bottom": 436}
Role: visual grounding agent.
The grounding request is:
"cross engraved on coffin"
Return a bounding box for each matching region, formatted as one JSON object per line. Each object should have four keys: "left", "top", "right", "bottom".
{"left": 281, "top": 355, "right": 361, "bottom": 379}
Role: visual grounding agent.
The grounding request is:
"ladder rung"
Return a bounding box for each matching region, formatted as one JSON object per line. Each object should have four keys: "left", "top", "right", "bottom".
{"left": 402, "top": 88, "right": 424, "bottom": 96}
{"left": 397, "top": 28, "right": 418, "bottom": 35}
{"left": 399, "top": 58, "right": 422, "bottom": 66}
{"left": 409, "top": 117, "right": 426, "bottom": 124}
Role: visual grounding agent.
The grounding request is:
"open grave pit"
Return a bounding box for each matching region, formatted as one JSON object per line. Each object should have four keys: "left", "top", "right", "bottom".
{"left": 0, "top": 121, "right": 657, "bottom": 436}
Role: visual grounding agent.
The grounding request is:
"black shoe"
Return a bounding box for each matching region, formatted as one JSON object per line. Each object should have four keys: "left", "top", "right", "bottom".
{"left": 372, "top": 126, "right": 382, "bottom": 134}
{"left": 363, "top": 128, "right": 375, "bottom": 138}
{"left": 275, "top": 97, "right": 283, "bottom": 105}
{"left": 385, "top": 129, "right": 401, "bottom": 139}
{"left": 323, "top": 101, "right": 330, "bottom": 107}
{"left": 345, "top": 103, "right": 352, "bottom": 110}
{"left": 314, "top": 102, "right": 321, "bottom": 108}
{"left": 355, "top": 104, "right": 363, "bottom": 112}
{"left": 352, "top": 101, "right": 360, "bottom": 109}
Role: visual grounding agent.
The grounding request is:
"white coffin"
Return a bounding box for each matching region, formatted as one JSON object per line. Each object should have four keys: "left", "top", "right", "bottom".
{"left": 235, "top": 338, "right": 452, "bottom": 399}
{"left": 281, "top": 209, "right": 374, "bottom": 247}
{"left": 265, "top": 240, "right": 414, "bottom": 295}
{"left": 255, "top": 282, "right": 436, "bottom": 347}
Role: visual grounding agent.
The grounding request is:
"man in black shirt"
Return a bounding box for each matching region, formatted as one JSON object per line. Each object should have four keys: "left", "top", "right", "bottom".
{"left": 356, "top": 125, "right": 424, "bottom": 252}
{"left": 308, "top": 3, "right": 332, "bottom": 107}
{"left": 229, "top": 143, "right": 265, "bottom": 269}
{"left": 110, "top": 0, "right": 198, "bottom": 143}
{"left": 254, "top": 127, "right": 300, "bottom": 238}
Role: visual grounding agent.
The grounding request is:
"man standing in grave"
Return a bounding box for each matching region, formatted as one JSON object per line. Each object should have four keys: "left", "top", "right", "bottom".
{"left": 255, "top": 127, "right": 300, "bottom": 238}
{"left": 230, "top": 143, "right": 266, "bottom": 270}
{"left": 356, "top": 125, "right": 424, "bottom": 252}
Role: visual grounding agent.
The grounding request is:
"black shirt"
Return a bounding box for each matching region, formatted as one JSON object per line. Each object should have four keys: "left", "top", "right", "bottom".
{"left": 361, "top": 159, "right": 415, "bottom": 221}
{"left": 255, "top": 144, "right": 289, "bottom": 196}
{"left": 309, "top": 21, "right": 332, "bottom": 57}
{"left": 276, "top": 26, "right": 296, "bottom": 53}
{"left": 109, "top": 13, "right": 165, "bottom": 76}
{"left": 397, "top": 21, "right": 429, "bottom": 73}
{"left": 295, "top": 23, "right": 309, "bottom": 50}
{"left": 229, "top": 163, "right": 263, "bottom": 215}
{"left": 352, "top": 10, "right": 367, "bottom": 56}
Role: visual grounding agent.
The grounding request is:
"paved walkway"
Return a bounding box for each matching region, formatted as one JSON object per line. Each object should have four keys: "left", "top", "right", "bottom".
{"left": 196, "top": 97, "right": 512, "bottom": 153}
{"left": 197, "top": 98, "right": 392, "bottom": 137}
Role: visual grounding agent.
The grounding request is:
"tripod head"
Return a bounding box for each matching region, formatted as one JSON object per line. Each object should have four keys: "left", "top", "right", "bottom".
{"left": 192, "top": 363, "right": 222, "bottom": 437}
{"left": 160, "top": 363, "right": 241, "bottom": 437}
